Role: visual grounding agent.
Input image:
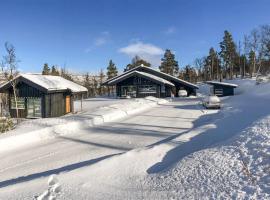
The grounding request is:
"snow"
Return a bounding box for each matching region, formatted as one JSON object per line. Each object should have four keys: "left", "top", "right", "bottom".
{"left": 0, "top": 74, "right": 88, "bottom": 93}
{"left": 108, "top": 70, "right": 175, "bottom": 86}
{"left": 105, "top": 65, "right": 198, "bottom": 89}
{"left": 0, "top": 97, "right": 168, "bottom": 153}
{"left": 0, "top": 78, "right": 270, "bottom": 199}
{"left": 206, "top": 80, "right": 238, "bottom": 87}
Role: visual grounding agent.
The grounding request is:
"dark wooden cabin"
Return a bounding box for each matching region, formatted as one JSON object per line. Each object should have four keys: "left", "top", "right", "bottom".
{"left": 103, "top": 65, "right": 198, "bottom": 98}
{"left": 0, "top": 74, "right": 87, "bottom": 118}
{"left": 206, "top": 81, "right": 238, "bottom": 97}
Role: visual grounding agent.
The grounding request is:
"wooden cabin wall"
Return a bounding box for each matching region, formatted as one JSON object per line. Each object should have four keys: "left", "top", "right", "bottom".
{"left": 115, "top": 76, "right": 165, "bottom": 98}
{"left": 44, "top": 93, "right": 66, "bottom": 117}
{"left": 213, "top": 85, "right": 234, "bottom": 97}
{"left": 8, "top": 82, "right": 44, "bottom": 118}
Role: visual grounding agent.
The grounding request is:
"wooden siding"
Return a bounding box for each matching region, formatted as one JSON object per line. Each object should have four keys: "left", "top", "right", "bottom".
{"left": 7, "top": 81, "right": 75, "bottom": 118}
{"left": 213, "top": 85, "right": 234, "bottom": 97}
{"left": 115, "top": 75, "right": 171, "bottom": 98}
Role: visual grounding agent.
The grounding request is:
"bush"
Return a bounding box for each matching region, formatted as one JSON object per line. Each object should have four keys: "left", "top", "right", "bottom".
{"left": 0, "top": 117, "right": 14, "bottom": 133}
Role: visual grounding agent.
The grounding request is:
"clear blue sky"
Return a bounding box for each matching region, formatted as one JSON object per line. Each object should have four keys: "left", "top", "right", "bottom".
{"left": 0, "top": 0, "right": 270, "bottom": 74}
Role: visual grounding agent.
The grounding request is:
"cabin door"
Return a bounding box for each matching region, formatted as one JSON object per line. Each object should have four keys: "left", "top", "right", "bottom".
{"left": 27, "top": 98, "right": 42, "bottom": 118}
{"left": 65, "top": 95, "right": 71, "bottom": 113}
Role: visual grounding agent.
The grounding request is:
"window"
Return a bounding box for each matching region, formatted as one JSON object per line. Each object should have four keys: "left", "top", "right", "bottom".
{"left": 27, "top": 98, "right": 42, "bottom": 118}
{"left": 11, "top": 97, "right": 25, "bottom": 109}
{"left": 138, "top": 85, "right": 156, "bottom": 94}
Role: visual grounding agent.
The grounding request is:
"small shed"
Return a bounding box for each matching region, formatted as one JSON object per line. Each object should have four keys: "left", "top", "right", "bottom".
{"left": 0, "top": 74, "right": 88, "bottom": 118}
{"left": 206, "top": 81, "right": 238, "bottom": 97}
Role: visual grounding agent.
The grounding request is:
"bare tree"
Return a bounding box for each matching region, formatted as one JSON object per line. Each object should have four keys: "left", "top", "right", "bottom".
{"left": 243, "top": 35, "right": 250, "bottom": 77}
{"left": 2, "top": 42, "right": 20, "bottom": 118}
{"left": 249, "top": 29, "right": 260, "bottom": 76}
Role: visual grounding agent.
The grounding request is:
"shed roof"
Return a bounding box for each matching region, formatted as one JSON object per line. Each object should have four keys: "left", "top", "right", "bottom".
{"left": 206, "top": 81, "right": 238, "bottom": 88}
{"left": 0, "top": 74, "right": 88, "bottom": 93}
{"left": 108, "top": 70, "right": 175, "bottom": 86}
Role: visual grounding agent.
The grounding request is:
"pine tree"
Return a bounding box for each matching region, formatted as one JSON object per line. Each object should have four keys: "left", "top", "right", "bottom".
{"left": 219, "top": 30, "right": 237, "bottom": 79}
{"left": 60, "top": 68, "right": 73, "bottom": 81}
{"left": 51, "top": 66, "right": 60, "bottom": 76}
{"left": 106, "top": 60, "right": 118, "bottom": 79}
{"left": 84, "top": 73, "right": 92, "bottom": 97}
{"left": 159, "top": 49, "right": 179, "bottom": 76}
{"left": 124, "top": 55, "right": 151, "bottom": 71}
{"left": 205, "top": 48, "right": 220, "bottom": 80}
{"left": 93, "top": 76, "right": 98, "bottom": 96}
{"left": 98, "top": 69, "right": 105, "bottom": 95}
{"left": 42, "top": 63, "right": 50, "bottom": 75}
{"left": 248, "top": 50, "right": 256, "bottom": 76}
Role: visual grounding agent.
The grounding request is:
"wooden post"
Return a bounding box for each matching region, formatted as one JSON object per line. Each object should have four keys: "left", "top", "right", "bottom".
{"left": 81, "top": 93, "right": 83, "bottom": 112}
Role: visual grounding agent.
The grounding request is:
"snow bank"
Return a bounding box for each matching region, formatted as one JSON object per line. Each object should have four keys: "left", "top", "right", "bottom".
{"left": 0, "top": 97, "right": 168, "bottom": 153}
{"left": 144, "top": 115, "right": 270, "bottom": 200}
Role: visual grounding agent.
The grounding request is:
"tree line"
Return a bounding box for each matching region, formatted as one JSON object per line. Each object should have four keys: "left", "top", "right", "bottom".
{"left": 193, "top": 25, "right": 270, "bottom": 82}
{"left": 41, "top": 24, "right": 270, "bottom": 97}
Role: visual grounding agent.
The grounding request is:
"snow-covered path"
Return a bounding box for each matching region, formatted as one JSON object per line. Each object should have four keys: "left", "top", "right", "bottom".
{"left": 0, "top": 98, "right": 205, "bottom": 196}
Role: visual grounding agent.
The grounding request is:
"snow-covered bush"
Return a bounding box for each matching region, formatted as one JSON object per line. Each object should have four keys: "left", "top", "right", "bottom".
{"left": 36, "top": 175, "right": 61, "bottom": 200}
{"left": 0, "top": 117, "right": 14, "bottom": 133}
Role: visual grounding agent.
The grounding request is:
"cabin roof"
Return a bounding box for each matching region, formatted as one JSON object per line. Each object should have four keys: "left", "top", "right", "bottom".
{"left": 0, "top": 74, "right": 88, "bottom": 93}
{"left": 108, "top": 70, "right": 175, "bottom": 86}
{"left": 104, "top": 65, "right": 198, "bottom": 89}
{"left": 206, "top": 81, "right": 238, "bottom": 88}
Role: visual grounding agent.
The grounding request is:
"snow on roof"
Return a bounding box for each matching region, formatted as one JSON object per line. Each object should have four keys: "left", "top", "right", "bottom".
{"left": 21, "top": 74, "right": 88, "bottom": 93}
{"left": 206, "top": 81, "right": 238, "bottom": 88}
{"left": 142, "top": 66, "right": 199, "bottom": 89}
{"left": 104, "top": 65, "right": 198, "bottom": 89}
{"left": 108, "top": 70, "right": 175, "bottom": 86}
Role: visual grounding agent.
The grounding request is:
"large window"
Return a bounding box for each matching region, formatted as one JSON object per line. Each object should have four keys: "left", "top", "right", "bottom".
{"left": 138, "top": 85, "right": 156, "bottom": 94}
{"left": 11, "top": 97, "right": 25, "bottom": 109}
{"left": 27, "top": 98, "right": 42, "bottom": 118}
{"left": 121, "top": 86, "right": 137, "bottom": 97}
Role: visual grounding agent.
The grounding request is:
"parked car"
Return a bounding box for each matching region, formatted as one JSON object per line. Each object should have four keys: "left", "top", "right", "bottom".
{"left": 202, "top": 95, "right": 221, "bottom": 109}
{"left": 178, "top": 89, "right": 188, "bottom": 97}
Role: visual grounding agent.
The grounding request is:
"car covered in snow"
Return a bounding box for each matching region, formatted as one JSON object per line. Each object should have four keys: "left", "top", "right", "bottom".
{"left": 202, "top": 95, "right": 221, "bottom": 109}
{"left": 178, "top": 89, "right": 188, "bottom": 97}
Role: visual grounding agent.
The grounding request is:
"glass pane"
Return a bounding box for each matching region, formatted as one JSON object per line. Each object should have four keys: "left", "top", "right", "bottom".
{"left": 11, "top": 97, "right": 25, "bottom": 109}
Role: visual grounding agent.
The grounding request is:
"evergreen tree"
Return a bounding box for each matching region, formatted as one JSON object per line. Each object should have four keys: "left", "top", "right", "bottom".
{"left": 51, "top": 66, "right": 60, "bottom": 76}
{"left": 219, "top": 30, "right": 237, "bottom": 79}
{"left": 60, "top": 68, "right": 73, "bottom": 81}
{"left": 93, "top": 76, "right": 98, "bottom": 96}
{"left": 159, "top": 49, "right": 179, "bottom": 76}
{"left": 182, "top": 65, "right": 197, "bottom": 83}
{"left": 124, "top": 55, "right": 151, "bottom": 71}
{"left": 42, "top": 63, "right": 50, "bottom": 75}
{"left": 106, "top": 60, "right": 118, "bottom": 79}
{"left": 98, "top": 69, "right": 105, "bottom": 95}
{"left": 205, "top": 48, "right": 220, "bottom": 80}
{"left": 83, "top": 73, "right": 92, "bottom": 97}
{"left": 248, "top": 50, "right": 256, "bottom": 76}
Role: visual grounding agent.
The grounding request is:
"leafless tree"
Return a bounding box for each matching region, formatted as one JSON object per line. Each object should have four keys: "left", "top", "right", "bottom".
{"left": 243, "top": 35, "right": 250, "bottom": 77}
{"left": 249, "top": 29, "right": 260, "bottom": 76}
{"left": 2, "top": 42, "right": 20, "bottom": 118}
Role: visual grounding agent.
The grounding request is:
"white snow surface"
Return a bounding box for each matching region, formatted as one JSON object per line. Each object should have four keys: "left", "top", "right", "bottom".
{"left": 0, "top": 78, "right": 270, "bottom": 199}
{"left": 17, "top": 74, "right": 87, "bottom": 92}
{"left": 0, "top": 97, "right": 168, "bottom": 153}
{"left": 206, "top": 80, "right": 238, "bottom": 87}
{"left": 108, "top": 70, "right": 175, "bottom": 86}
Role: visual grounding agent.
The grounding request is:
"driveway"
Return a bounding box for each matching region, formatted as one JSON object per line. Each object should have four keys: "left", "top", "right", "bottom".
{"left": 0, "top": 97, "right": 204, "bottom": 194}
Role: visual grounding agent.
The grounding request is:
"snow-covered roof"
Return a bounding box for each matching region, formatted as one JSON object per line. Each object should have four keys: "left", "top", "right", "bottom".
{"left": 108, "top": 70, "right": 175, "bottom": 86}
{"left": 206, "top": 81, "right": 238, "bottom": 88}
{"left": 0, "top": 74, "right": 88, "bottom": 93}
{"left": 104, "top": 65, "right": 198, "bottom": 89}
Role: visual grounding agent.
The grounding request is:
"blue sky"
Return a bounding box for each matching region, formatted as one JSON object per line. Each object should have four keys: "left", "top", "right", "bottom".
{"left": 0, "top": 0, "right": 270, "bottom": 74}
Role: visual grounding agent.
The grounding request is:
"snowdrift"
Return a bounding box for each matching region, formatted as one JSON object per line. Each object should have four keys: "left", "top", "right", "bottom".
{"left": 0, "top": 97, "right": 168, "bottom": 153}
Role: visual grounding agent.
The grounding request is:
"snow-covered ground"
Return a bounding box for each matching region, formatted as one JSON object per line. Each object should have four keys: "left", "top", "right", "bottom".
{"left": 0, "top": 78, "right": 270, "bottom": 199}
